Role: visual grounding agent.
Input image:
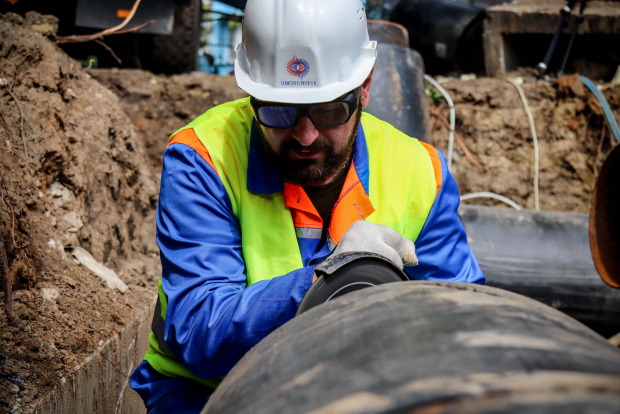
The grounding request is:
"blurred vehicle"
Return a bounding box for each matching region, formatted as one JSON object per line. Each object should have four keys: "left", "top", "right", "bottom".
{"left": 0, "top": 0, "right": 245, "bottom": 74}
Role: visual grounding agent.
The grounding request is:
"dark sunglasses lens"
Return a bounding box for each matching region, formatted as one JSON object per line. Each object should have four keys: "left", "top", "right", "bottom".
{"left": 257, "top": 106, "right": 297, "bottom": 128}
{"left": 309, "top": 102, "right": 350, "bottom": 127}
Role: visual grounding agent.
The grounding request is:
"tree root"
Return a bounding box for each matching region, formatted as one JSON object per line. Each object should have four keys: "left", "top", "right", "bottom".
{"left": 2, "top": 87, "right": 27, "bottom": 158}
{"left": 0, "top": 226, "right": 21, "bottom": 327}
{"left": 430, "top": 105, "right": 483, "bottom": 169}
{"left": 56, "top": 0, "right": 154, "bottom": 44}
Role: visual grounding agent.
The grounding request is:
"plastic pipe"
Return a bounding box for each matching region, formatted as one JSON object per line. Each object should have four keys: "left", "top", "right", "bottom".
{"left": 580, "top": 76, "right": 620, "bottom": 143}
{"left": 507, "top": 78, "right": 540, "bottom": 211}
{"left": 424, "top": 74, "right": 455, "bottom": 171}
{"left": 460, "top": 192, "right": 522, "bottom": 210}
{"left": 460, "top": 205, "right": 620, "bottom": 338}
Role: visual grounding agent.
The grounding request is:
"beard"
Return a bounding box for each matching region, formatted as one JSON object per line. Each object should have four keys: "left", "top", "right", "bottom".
{"left": 260, "top": 108, "right": 362, "bottom": 186}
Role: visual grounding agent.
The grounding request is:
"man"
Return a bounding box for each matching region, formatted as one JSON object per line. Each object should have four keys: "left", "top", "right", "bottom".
{"left": 130, "top": 0, "right": 484, "bottom": 412}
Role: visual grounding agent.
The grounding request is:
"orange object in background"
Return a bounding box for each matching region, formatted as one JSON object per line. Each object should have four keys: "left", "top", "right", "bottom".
{"left": 590, "top": 144, "right": 620, "bottom": 288}
{"left": 116, "top": 9, "right": 131, "bottom": 19}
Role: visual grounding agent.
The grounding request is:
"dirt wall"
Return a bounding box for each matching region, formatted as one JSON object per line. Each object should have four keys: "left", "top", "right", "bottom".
{"left": 0, "top": 15, "right": 160, "bottom": 413}
{"left": 90, "top": 69, "right": 246, "bottom": 174}
{"left": 428, "top": 75, "right": 620, "bottom": 213}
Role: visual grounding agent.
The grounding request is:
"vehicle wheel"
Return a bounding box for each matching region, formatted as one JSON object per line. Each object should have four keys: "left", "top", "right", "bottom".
{"left": 296, "top": 258, "right": 405, "bottom": 315}
{"left": 141, "top": 0, "right": 202, "bottom": 74}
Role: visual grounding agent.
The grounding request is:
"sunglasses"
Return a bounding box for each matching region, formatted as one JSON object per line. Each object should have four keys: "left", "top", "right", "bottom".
{"left": 250, "top": 87, "right": 361, "bottom": 129}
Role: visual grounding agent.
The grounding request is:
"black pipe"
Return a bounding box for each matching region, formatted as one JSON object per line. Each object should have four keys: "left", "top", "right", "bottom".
{"left": 214, "top": 0, "right": 247, "bottom": 10}
{"left": 390, "top": 0, "right": 490, "bottom": 74}
{"left": 557, "top": 0, "right": 589, "bottom": 76}
{"left": 537, "top": 0, "right": 578, "bottom": 79}
{"left": 365, "top": 43, "right": 430, "bottom": 142}
{"left": 458, "top": 205, "right": 620, "bottom": 338}
{"left": 202, "top": 282, "right": 620, "bottom": 414}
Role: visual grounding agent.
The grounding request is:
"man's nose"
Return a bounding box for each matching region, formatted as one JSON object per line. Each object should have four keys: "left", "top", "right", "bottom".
{"left": 293, "top": 116, "right": 319, "bottom": 146}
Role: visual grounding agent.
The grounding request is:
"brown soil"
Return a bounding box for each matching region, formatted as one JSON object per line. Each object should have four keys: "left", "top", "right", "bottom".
{"left": 89, "top": 69, "right": 246, "bottom": 174}
{"left": 0, "top": 15, "right": 160, "bottom": 413}
{"left": 428, "top": 74, "right": 620, "bottom": 213}
{"left": 91, "top": 65, "right": 620, "bottom": 214}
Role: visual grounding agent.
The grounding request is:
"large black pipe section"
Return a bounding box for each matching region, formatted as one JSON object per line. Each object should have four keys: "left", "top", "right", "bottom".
{"left": 202, "top": 282, "right": 620, "bottom": 414}
{"left": 365, "top": 22, "right": 430, "bottom": 142}
{"left": 590, "top": 144, "right": 620, "bottom": 289}
{"left": 390, "top": 0, "right": 505, "bottom": 74}
{"left": 459, "top": 205, "right": 620, "bottom": 338}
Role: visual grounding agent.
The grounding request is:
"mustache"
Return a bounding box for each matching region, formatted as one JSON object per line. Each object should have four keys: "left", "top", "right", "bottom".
{"left": 280, "top": 138, "right": 332, "bottom": 153}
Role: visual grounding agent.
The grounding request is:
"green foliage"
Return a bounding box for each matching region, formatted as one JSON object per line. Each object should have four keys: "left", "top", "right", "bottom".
{"left": 228, "top": 20, "right": 242, "bottom": 31}
{"left": 76, "top": 55, "right": 98, "bottom": 69}
{"left": 426, "top": 85, "right": 443, "bottom": 106}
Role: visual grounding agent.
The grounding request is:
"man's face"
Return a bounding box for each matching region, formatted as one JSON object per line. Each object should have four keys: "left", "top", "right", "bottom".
{"left": 259, "top": 107, "right": 361, "bottom": 186}
{"left": 257, "top": 72, "right": 373, "bottom": 187}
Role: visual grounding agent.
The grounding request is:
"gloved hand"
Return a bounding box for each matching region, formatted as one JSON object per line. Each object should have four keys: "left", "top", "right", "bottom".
{"left": 332, "top": 221, "right": 418, "bottom": 269}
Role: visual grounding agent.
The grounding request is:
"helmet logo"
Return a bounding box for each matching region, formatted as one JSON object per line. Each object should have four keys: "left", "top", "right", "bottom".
{"left": 286, "top": 56, "right": 310, "bottom": 80}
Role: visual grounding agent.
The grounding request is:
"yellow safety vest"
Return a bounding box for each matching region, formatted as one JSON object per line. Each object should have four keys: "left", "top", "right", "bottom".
{"left": 144, "top": 97, "right": 439, "bottom": 388}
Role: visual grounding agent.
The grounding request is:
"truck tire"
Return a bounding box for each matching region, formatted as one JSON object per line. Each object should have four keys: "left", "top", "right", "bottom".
{"left": 141, "top": 0, "right": 202, "bottom": 74}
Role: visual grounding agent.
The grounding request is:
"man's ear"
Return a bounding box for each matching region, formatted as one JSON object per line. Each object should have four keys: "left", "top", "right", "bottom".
{"left": 360, "top": 68, "right": 374, "bottom": 109}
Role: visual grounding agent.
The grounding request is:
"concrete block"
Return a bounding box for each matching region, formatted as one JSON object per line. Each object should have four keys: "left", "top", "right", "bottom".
{"left": 484, "top": 0, "right": 620, "bottom": 78}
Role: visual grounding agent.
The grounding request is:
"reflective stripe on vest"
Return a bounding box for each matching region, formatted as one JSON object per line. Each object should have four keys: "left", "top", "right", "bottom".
{"left": 144, "top": 97, "right": 437, "bottom": 388}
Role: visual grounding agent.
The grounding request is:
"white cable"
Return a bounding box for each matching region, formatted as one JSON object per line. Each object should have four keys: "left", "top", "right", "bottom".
{"left": 506, "top": 78, "right": 540, "bottom": 211}
{"left": 460, "top": 192, "right": 522, "bottom": 210}
{"left": 424, "top": 75, "right": 455, "bottom": 171}
{"left": 424, "top": 76, "right": 531, "bottom": 212}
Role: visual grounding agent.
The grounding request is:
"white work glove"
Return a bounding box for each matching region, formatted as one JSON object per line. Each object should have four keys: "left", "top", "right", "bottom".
{"left": 333, "top": 221, "right": 418, "bottom": 268}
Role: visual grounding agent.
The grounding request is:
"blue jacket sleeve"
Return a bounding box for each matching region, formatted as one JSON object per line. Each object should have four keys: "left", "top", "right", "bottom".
{"left": 158, "top": 143, "right": 315, "bottom": 379}
{"left": 405, "top": 150, "right": 485, "bottom": 284}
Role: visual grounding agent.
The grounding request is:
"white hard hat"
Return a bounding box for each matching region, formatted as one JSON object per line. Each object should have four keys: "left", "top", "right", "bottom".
{"left": 234, "top": 0, "right": 377, "bottom": 104}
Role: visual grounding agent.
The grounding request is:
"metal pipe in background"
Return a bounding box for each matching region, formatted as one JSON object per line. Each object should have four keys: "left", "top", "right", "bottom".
{"left": 590, "top": 144, "right": 620, "bottom": 288}
{"left": 367, "top": 19, "right": 409, "bottom": 47}
{"left": 537, "top": 0, "right": 578, "bottom": 79}
{"left": 557, "top": 0, "right": 589, "bottom": 76}
{"left": 390, "top": 0, "right": 491, "bottom": 74}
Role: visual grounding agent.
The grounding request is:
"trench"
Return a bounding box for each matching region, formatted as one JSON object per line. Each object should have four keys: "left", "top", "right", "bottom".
{"left": 1, "top": 8, "right": 619, "bottom": 413}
